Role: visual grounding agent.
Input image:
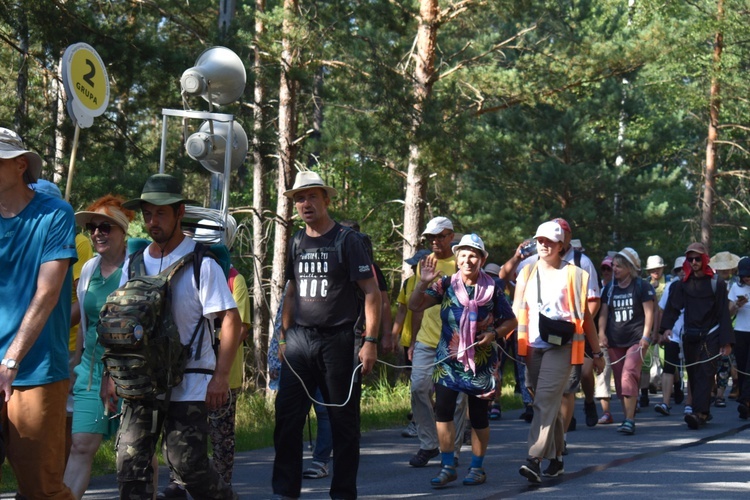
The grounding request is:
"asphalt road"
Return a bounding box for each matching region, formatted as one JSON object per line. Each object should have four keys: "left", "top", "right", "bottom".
{"left": 70, "top": 393, "right": 750, "bottom": 499}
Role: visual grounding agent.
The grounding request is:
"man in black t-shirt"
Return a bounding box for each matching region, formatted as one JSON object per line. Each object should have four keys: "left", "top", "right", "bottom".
{"left": 272, "top": 171, "right": 381, "bottom": 500}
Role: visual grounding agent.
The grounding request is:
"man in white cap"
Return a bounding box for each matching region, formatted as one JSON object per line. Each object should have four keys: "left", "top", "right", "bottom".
{"left": 0, "top": 127, "right": 77, "bottom": 498}
{"left": 641, "top": 255, "right": 667, "bottom": 408}
{"left": 406, "top": 216, "right": 468, "bottom": 468}
{"left": 273, "top": 170, "right": 381, "bottom": 500}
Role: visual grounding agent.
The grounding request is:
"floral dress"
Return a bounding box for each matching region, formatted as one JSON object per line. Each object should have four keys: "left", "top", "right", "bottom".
{"left": 426, "top": 275, "right": 515, "bottom": 399}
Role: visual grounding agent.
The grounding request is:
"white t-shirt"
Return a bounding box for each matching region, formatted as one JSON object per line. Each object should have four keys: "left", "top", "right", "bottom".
{"left": 659, "top": 280, "right": 684, "bottom": 342}
{"left": 120, "top": 236, "right": 237, "bottom": 402}
{"left": 728, "top": 284, "right": 750, "bottom": 332}
{"left": 517, "top": 247, "right": 600, "bottom": 301}
{"left": 518, "top": 264, "right": 574, "bottom": 348}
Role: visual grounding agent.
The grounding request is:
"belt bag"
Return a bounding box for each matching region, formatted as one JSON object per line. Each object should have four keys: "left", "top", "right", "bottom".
{"left": 538, "top": 313, "right": 576, "bottom": 346}
{"left": 683, "top": 324, "right": 719, "bottom": 343}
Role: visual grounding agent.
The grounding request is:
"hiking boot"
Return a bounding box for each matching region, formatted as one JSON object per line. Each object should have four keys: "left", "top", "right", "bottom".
{"left": 584, "top": 401, "right": 598, "bottom": 427}
{"left": 429, "top": 466, "right": 457, "bottom": 488}
{"left": 462, "top": 467, "right": 487, "bottom": 486}
{"left": 409, "top": 447, "right": 439, "bottom": 467}
{"left": 519, "top": 457, "right": 541, "bottom": 484}
{"left": 617, "top": 419, "right": 635, "bottom": 435}
{"left": 302, "top": 461, "right": 329, "bottom": 479}
{"left": 542, "top": 458, "right": 564, "bottom": 478}
{"left": 401, "top": 421, "right": 418, "bottom": 438}
{"left": 655, "top": 403, "right": 671, "bottom": 416}
{"left": 157, "top": 481, "right": 187, "bottom": 499}
{"left": 520, "top": 404, "right": 533, "bottom": 423}
{"left": 597, "top": 411, "right": 614, "bottom": 425}
{"left": 685, "top": 413, "right": 706, "bottom": 429}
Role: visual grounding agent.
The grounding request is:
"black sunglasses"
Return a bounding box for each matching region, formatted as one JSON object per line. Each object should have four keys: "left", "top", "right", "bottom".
{"left": 86, "top": 222, "right": 112, "bottom": 235}
{"left": 686, "top": 256, "right": 703, "bottom": 263}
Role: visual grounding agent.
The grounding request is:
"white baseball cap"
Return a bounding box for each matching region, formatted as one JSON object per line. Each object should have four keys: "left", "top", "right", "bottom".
{"left": 422, "top": 216, "right": 453, "bottom": 235}
{"left": 533, "top": 221, "right": 564, "bottom": 242}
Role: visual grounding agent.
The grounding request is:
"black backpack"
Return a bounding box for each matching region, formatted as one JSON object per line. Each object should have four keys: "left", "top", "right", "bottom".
{"left": 96, "top": 243, "right": 215, "bottom": 400}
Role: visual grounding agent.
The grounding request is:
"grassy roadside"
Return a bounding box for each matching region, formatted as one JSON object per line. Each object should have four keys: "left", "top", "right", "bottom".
{"left": 1, "top": 364, "right": 523, "bottom": 493}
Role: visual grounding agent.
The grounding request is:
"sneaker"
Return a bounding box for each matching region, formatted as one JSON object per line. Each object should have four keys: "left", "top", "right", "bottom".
{"left": 430, "top": 466, "right": 457, "bottom": 488}
{"left": 584, "top": 401, "right": 598, "bottom": 427}
{"left": 401, "top": 421, "right": 418, "bottom": 438}
{"left": 567, "top": 416, "right": 576, "bottom": 432}
{"left": 519, "top": 457, "right": 542, "bottom": 484}
{"left": 617, "top": 419, "right": 635, "bottom": 435}
{"left": 674, "top": 386, "right": 685, "bottom": 405}
{"left": 542, "top": 458, "right": 564, "bottom": 478}
{"left": 684, "top": 405, "right": 693, "bottom": 415}
{"left": 462, "top": 467, "right": 487, "bottom": 486}
{"left": 520, "top": 404, "right": 534, "bottom": 423}
{"left": 302, "top": 461, "right": 329, "bottom": 479}
{"left": 714, "top": 397, "right": 726, "bottom": 408}
{"left": 157, "top": 481, "right": 187, "bottom": 499}
{"left": 489, "top": 404, "right": 501, "bottom": 420}
{"left": 738, "top": 402, "right": 749, "bottom": 420}
{"left": 685, "top": 413, "right": 705, "bottom": 429}
{"left": 409, "top": 447, "right": 439, "bottom": 467}
{"left": 597, "top": 411, "right": 614, "bottom": 425}
{"left": 639, "top": 393, "right": 649, "bottom": 408}
{"left": 655, "top": 403, "right": 671, "bottom": 416}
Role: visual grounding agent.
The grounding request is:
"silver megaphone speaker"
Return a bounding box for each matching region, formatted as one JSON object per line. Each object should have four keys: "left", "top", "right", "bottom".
{"left": 180, "top": 46, "right": 246, "bottom": 106}
{"left": 185, "top": 120, "right": 248, "bottom": 174}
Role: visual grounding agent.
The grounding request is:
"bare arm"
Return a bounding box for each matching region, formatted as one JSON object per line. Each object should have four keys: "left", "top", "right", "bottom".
{"left": 639, "top": 299, "right": 655, "bottom": 350}
{"left": 379, "top": 290, "right": 395, "bottom": 353}
{"left": 598, "top": 302, "right": 609, "bottom": 348}
{"left": 206, "top": 308, "right": 242, "bottom": 410}
{"left": 358, "top": 276, "right": 381, "bottom": 375}
{"left": 1, "top": 259, "right": 70, "bottom": 402}
{"left": 277, "top": 282, "right": 296, "bottom": 361}
{"left": 584, "top": 309, "right": 605, "bottom": 373}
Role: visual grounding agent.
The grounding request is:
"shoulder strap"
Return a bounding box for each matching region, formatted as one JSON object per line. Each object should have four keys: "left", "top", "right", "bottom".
{"left": 573, "top": 249, "right": 582, "bottom": 268}
{"left": 128, "top": 247, "right": 147, "bottom": 279}
{"left": 333, "top": 225, "right": 357, "bottom": 264}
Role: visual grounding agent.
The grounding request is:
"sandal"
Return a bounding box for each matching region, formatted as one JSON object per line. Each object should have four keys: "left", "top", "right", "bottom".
{"left": 463, "top": 467, "right": 487, "bottom": 486}
{"left": 302, "top": 461, "right": 329, "bottom": 479}
{"left": 430, "top": 466, "right": 457, "bottom": 488}
{"left": 617, "top": 419, "right": 635, "bottom": 435}
{"left": 597, "top": 412, "right": 613, "bottom": 425}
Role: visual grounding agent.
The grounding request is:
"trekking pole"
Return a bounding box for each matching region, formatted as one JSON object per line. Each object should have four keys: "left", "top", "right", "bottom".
{"left": 307, "top": 412, "right": 313, "bottom": 451}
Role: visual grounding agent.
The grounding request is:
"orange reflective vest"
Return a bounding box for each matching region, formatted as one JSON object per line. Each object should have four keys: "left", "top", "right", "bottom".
{"left": 514, "top": 262, "right": 589, "bottom": 365}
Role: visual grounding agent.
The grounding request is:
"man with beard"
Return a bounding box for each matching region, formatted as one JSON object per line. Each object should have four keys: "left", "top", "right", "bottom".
{"left": 115, "top": 174, "right": 241, "bottom": 499}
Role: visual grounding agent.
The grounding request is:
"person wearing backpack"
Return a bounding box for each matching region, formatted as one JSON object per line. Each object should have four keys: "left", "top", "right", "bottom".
{"left": 661, "top": 242, "right": 734, "bottom": 429}
{"left": 272, "top": 171, "right": 381, "bottom": 500}
{"left": 114, "top": 174, "right": 241, "bottom": 499}
{"left": 598, "top": 248, "right": 656, "bottom": 435}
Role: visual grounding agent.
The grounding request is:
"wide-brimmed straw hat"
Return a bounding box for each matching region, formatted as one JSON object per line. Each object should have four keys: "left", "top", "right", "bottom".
{"left": 709, "top": 251, "right": 740, "bottom": 271}
{"left": 123, "top": 174, "right": 197, "bottom": 210}
{"left": 282, "top": 171, "right": 338, "bottom": 199}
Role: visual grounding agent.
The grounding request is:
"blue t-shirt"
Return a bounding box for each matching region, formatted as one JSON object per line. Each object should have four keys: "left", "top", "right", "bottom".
{"left": 0, "top": 191, "right": 77, "bottom": 385}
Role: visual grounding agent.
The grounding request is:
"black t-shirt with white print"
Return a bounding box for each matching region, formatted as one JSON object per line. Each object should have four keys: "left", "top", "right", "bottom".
{"left": 603, "top": 278, "right": 655, "bottom": 348}
{"left": 285, "top": 223, "right": 374, "bottom": 329}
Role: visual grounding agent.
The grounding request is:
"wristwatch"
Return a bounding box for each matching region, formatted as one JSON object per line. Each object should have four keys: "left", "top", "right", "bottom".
{"left": 592, "top": 351, "right": 604, "bottom": 359}
{"left": 1, "top": 358, "right": 19, "bottom": 370}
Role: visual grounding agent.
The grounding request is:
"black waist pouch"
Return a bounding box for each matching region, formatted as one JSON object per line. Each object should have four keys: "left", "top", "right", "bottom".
{"left": 538, "top": 313, "right": 576, "bottom": 346}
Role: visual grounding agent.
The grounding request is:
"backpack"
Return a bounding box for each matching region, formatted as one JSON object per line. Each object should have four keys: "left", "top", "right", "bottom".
{"left": 96, "top": 242, "right": 217, "bottom": 400}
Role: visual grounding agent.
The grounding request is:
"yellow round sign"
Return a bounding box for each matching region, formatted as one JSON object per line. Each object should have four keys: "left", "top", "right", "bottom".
{"left": 62, "top": 43, "right": 109, "bottom": 118}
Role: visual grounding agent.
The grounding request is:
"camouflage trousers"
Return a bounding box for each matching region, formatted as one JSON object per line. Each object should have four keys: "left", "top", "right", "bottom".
{"left": 116, "top": 398, "right": 237, "bottom": 500}
{"left": 207, "top": 388, "right": 239, "bottom": 483}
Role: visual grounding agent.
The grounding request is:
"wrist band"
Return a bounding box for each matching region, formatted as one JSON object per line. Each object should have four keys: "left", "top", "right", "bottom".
{"left": 278, "top": 339, "right": 287, "bottom": 345}
{"left": 363, "top": 336, "right": 378, "bottom": 343}
{"left": 641, "top": 336, "right": 650, "bottom": 343}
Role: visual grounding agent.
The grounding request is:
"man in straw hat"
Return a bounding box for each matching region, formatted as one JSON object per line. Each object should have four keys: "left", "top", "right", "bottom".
{"left": 116, "top": 173, "right": 241, "bottom": 499}
{"left": 0, "top": 127, "right": 77, "bottom": 498}
{"left": 661, "top": 242, "right": 734, "bottom": 429}
{"left": 272, "top": 170, "right": 381, "bottom": 500}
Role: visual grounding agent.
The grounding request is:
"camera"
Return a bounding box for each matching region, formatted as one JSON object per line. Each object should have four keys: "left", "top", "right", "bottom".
{"left": 520, "top": 239, "right": 537, "bottom": 258}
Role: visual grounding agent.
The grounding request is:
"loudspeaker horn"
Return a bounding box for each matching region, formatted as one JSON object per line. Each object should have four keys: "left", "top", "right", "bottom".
{"left": 185, "top": 120, "right": 248, "bottom": 174}
{"left": 180, "top": 46, "right": 246, "bottom": 106}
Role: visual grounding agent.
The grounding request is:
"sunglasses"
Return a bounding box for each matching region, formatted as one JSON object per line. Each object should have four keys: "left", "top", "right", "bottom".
{"left": 86, "top": 222, "right": 112, "bottom": 235}
{"left": 686, "top": 256, "right": 703, "bottom": 263}
{"left": 425, "top": 233, "right": 452, "bottom": 241}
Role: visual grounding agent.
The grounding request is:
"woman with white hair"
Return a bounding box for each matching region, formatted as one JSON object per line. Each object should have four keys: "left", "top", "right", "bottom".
{"left": 409, "top": 234, "right": 517, "bottom": 488}
{"left": 598, "top": 248, "right": 656, "bottom": 435}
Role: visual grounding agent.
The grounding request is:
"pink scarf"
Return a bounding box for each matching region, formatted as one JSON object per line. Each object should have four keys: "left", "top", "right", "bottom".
{"left": 451, "top": 270, "right": 495, "bottom": 374}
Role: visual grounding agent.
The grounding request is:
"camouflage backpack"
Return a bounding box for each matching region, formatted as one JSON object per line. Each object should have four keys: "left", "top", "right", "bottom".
{"left": 96, "top": 244, "right": 213, "bottom": 400}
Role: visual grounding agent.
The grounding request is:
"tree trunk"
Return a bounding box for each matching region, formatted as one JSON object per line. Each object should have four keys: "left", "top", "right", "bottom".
{"left": 14, "top": 8, "right": 28, "bottom": 135}
{"left": 701, "top": 0, "right": 724, "bottom": 252}
{"left": 268, "top": 0, "right": 299, "bottom": 357}
{"left": 53, "top": 55, "right": 67, "bottom": 184}
{"left": 252, "top": 0, "right": 271, "bottom": 390}
{"left": 402, "top": 0, "right": 439, "bottom": 275}
{"left": 218, "top": 0, "right": 237, "bottom": 38}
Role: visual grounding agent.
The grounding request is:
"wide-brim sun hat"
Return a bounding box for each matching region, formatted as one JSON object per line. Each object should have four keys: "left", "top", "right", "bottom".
{"left": 709, "top": 251, "right": 740, "bottom": 271}
{"left": 673, "top": 256, "right": 686, "bottom": 273}
{"left": 75, "top": 206, "right": 131, "bottom": 233}
{"left": 617, "top": 247, "right": 641, "bottom": 271}
{"left": 645, "top": 255, "right": 665, "bottom": 271}
{"left": 283, "top": 170, "right": 338, "bottom": 199}
{"left": 534, "top": 221, "right": 564, "bottom": 243}
{"left": 123, "top": 174, "right": 197, "bottom": 210}
{"left": 452, "top": 233, "right": 488, "bottom": 259}
{"left": 0, "top": 127, "right": 43, "bottom": 183}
